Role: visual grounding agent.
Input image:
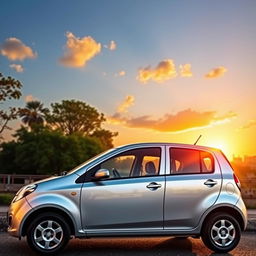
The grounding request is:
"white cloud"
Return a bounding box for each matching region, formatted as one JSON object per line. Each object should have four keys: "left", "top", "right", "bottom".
{"left": 104, "top": 40, "right": 117, "bottom": 50}
{"left": 109, "top": 40, "right": 116, "bottom": 50}
{"left": 9, "top": 64, "right": 24, "bottom": 73}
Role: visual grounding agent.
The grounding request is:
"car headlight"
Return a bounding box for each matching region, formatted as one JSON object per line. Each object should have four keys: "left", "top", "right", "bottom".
{"left": 13, "top": 184, "right": 37, "bottom": 203}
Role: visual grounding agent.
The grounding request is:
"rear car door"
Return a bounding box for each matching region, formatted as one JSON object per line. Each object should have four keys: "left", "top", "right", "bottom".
{"left": 164, "top": 146, "right": 222, "bottom": 230}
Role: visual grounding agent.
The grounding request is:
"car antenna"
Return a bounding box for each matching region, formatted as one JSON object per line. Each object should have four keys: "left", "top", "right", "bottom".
{"left": 194, "top": 135, "right": 202, "bottom": 145}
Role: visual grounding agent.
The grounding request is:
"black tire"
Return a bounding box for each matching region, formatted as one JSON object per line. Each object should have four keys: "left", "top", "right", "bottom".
{"left": 201, "top": 212, "right": 241, "bottom": 253}
{"left": 27, "top": 212, "right": 71, "bottom": 254}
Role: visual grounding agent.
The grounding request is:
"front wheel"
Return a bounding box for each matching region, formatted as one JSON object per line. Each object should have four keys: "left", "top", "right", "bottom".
{"left": 27, "top": 212, "right": 71, "bottom": 254}
{"left": 201, "top": 212, "right": 241, "bottom": 253}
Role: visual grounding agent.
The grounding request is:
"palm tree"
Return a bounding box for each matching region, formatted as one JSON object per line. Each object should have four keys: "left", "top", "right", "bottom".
{"left": 20, "top": 101, "right": 49, "bottom": 129}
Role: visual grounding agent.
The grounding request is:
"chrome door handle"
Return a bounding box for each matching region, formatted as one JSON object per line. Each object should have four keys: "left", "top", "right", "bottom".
{"left": 204, "top": 179, "right": 217, "bottom": 187}
{"left": 146, "top": 182, "right": 162, "bottom": 190}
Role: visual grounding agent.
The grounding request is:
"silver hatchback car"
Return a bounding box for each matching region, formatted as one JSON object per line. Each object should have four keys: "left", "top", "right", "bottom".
{"left": 8, "top": 143, "right": 247, "bottom": 254}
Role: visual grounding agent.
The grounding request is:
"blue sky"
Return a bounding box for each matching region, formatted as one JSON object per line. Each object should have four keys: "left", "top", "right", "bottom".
{"left": 1, "top": 0, "right": 256, "bottom": 158}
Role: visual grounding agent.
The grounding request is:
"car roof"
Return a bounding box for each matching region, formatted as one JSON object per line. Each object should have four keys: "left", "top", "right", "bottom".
{"left": 115, "top": 142, "right": 221, "bottom": 153}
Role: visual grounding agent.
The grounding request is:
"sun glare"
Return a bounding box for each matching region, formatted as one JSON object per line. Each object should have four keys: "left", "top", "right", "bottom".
{"left": 206, "top": 140, "right": 231, "bottom": 159}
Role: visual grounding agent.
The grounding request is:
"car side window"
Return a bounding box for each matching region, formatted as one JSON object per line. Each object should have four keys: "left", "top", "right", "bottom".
{"left": 93, "top": 147, "right": 161, "bottom": 180}
{"left": 200, "top": 151, "right": 214, "bottom": 173}
{"left": 170, "top": 148, "right": 200, "bottom": 174}
{"left": 101, "top": 155, "right": 135, "bottom": 178}
{"left": 140, "top": 155, "right": 160, "bottom": 176}
{"left": 170, "top": 148, "right": 214, "bottom": 175}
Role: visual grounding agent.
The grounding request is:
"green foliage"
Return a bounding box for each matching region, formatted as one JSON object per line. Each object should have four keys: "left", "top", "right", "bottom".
{"left": 0, "top": 141, "right": 19, "bottom": 172}
{"left": 0, "top": 96, "right": 118, "bottom": 174}
{"left": 0, "top": 73, "right": 23, "bottom": 138}
{"left": 20, "top": 101, "right": 49, "bottom": 129}
{"left": 0, "top": 127, "right": 103, "bottom": 175}
{"left": 0, "top": 193, "right": 14, "bottom": 205}
{"left": 46, "top": 100, "right": 106, "bottom": 136}
{"left": 0, "top": 73, "right": 22, "bottom": 101}
{"left": 91, "top": 129, "right": 118, "bottom": 150}
{"left": 46, "top": 99, "right": 117, "bottom": 149}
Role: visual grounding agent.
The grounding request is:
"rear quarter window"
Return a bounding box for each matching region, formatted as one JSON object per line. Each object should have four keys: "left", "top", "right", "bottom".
{"left": 170, "top": 148, "right": 214, "bottom": 175}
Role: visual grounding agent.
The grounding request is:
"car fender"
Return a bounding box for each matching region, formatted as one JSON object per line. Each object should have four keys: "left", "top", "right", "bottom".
{"left": 21, "top": 193, "right": 83, "bottom": 237}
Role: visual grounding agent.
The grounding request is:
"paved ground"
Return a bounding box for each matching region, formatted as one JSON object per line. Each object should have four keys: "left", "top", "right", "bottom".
{"left": 0, "top": 232, "right": 255, "bottom": 256}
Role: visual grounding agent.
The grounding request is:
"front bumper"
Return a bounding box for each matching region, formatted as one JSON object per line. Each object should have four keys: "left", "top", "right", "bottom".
{"left": 8, "top": 197, "right": 32, "bottom": 237}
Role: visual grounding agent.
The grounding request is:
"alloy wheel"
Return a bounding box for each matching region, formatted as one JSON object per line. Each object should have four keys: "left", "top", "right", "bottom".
{"left": 210, "top": 219, "right": 236, "bottom": 247}
{"left": 33, "top": 220, "right": 63, "bottom": 250}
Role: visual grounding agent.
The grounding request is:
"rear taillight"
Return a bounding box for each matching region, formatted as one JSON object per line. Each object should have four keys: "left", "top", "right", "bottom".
{"left": 233, "top": 173, "right": 241, "bottom": 190}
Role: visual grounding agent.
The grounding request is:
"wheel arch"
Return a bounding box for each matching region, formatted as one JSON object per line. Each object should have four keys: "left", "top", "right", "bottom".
{"left": 21, "top": 206, "right": 76, "bottom": 237}
{"left": 201, "top": 205, "right": 245, "bottom": 232}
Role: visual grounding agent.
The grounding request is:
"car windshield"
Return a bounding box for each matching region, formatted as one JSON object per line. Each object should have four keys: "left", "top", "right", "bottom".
{"left": 66, "top": 148, "right": 116, "bottom": 175}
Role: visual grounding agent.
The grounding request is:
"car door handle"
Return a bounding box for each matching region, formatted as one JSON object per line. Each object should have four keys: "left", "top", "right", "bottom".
{"left": 146, "top": 182, "right": 162, "bottom": 190}
{"left": 204, "top": 179, "right": 218, "bottom": 187}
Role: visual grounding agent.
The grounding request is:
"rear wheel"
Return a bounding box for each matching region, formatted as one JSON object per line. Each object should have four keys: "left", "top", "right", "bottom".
{"left": 201, "top": 212, "right": 241, "bottom": 253}
{"left": 27, "top": 212, "right": 71, "bottom": 254}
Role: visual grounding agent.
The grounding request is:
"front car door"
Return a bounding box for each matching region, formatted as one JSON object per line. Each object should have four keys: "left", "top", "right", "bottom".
{"left": 81, "top": 145, "right": 165, "bottom": 234}
{"left": 164, "top": 145, "right": 222, "bottom": 230}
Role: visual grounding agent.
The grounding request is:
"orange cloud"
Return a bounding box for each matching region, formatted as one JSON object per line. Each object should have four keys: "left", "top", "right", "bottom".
{"left": 205, "top": 66, "right": 227, "bottom": 78}
{"left": 59, "top": 32, "right": 101, "bottom": 68}
{"left": 115, "top": 70, "right": 126, "bottom": 77}
{"left": 240, "top": 120, "right": 256, "bottom": 130}
{"left": 117, "top": 95, "right": 135, "bottom": 113}
{"left": 0, "top": 37, "right": 37, "bottom": 61}
{"left": 110, "top": 109, "right": 236, "bottom": 133}
{"left": 180, "top": 64, "right": 193, "bottom": 77}
{"left": 9, "top": 64, "right": 24, "bottom": 73}
{"left": 137, "top": 59, "right": 177, "bottom": 83}
{"left": 25, "top": 94, "right": 38, "bottom": 102}
{"left": 119, "top": 70, "right": 125, "bottom": 76}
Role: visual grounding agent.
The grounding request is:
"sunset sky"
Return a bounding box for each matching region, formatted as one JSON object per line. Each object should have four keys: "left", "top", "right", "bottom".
{"left": 1, "top": 0, "right": 256, "bottom": 159}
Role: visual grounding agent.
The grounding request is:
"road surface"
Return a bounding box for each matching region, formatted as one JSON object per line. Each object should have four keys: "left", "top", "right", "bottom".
{"left": 0, "top": 232, "right": 255, "bottom": 256}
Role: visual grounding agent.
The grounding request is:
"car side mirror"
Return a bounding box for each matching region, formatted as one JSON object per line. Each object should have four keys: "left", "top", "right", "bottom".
{"left": 93, "top": 169, "right": 110, "bottom": 180}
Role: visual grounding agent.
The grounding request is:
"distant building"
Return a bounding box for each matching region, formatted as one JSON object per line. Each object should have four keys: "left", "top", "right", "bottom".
{"left": 232, "top": 155, "right": 243, "bottom": 165}
{"left": 244, "top": 155, "right": 256, "bottom": 170}
{"left": 231, "top": 155, "right": 256, "bottom": 198}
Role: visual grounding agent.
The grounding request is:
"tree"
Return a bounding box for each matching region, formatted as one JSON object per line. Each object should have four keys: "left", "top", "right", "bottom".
{"left": 46, "top": 99, "right": 117, "bottom": 148}
{"left": 0, "top": 73, "right": 23, "bottom": 139}
{"left": 46, "top": 100, "right": 105, "bottom": 135}
{"left": 0, "top": 126, "right": 103, "bottom": 175}
{"left": 91, "top": 129, "right": 118, "bottom": 150}
{"left": 20, "top": 101, "right": 49, "bottom": 129}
